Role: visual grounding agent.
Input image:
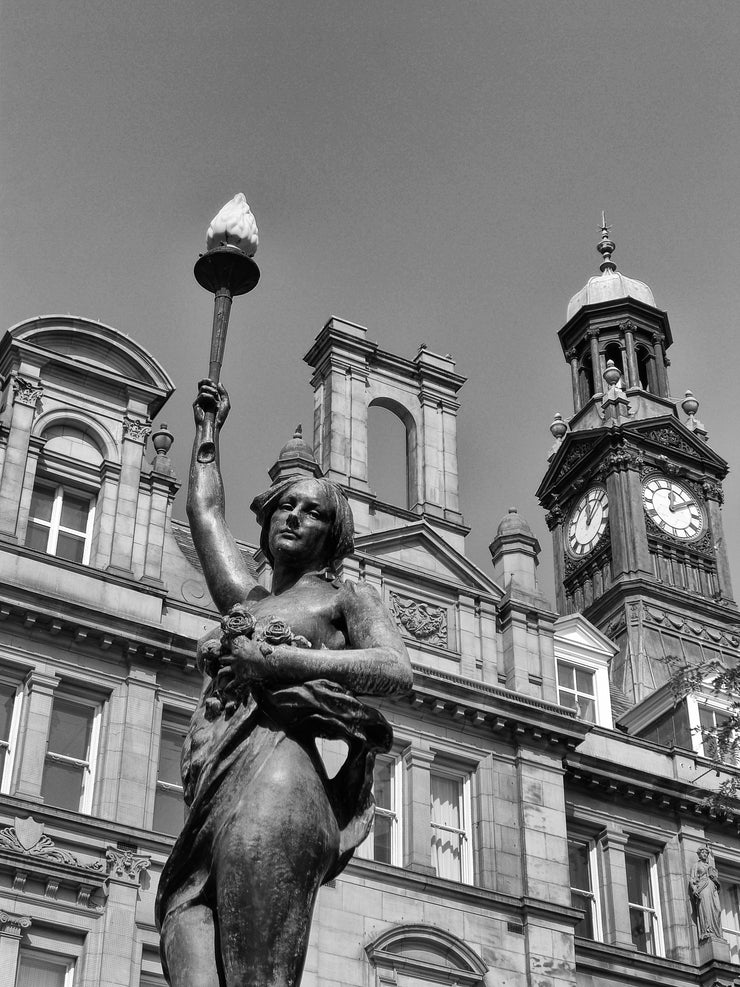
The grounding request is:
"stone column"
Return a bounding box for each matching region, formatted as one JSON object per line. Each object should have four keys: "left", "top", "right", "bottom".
{"left": 703, "top": 482, "right": 734, "bottom": 604}
{"left": 603, "top": 451, "right": 653, "bottom": 581}
{"left": 587, "top": 330, "right": 601, "bottom": 398}
{"left": 84, "top": 848, "right": 150, "bottom": 987}
{"left": 107, "top": 415, "right": 150, "bottom": 575}
{"left": 116, "top": 665, "right": 159, "bottom": 827}
{"left": 92, "top": 462, "right": 121, "bottom": 569}
{"left": 0, "top": 376, "right": 43, "bottom": 540}
{"left": 14, "top": 670, "right": 58, "bottom": 800}
{"left": 597, "top": 825, "right": 634, "bottom": 948}
{"left": 0, "top": 912, "right": 31, "bottom": 987}
{"left": 401, "top": 743, "right": 435, "bottom": 875}
{"left": 566, "top": 348, "right": 581, "bottom": 412}
{"left": 142, "top": 473, "right": 175, "bottom": 585}
{"left": 620, "top": 321, "right": 639, "bottom": 388}
{"left": 652, "top": 333, "right": 669, "bottom": 397}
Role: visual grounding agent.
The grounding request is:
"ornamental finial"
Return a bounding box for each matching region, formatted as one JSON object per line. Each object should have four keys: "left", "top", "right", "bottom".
{"left": 597, "top": 211, "right": 617, "bottom": 274}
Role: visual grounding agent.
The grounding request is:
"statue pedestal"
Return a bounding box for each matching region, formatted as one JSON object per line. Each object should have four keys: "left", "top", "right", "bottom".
{"left": 699, "top": 937, "right": 731, "bottom": 965}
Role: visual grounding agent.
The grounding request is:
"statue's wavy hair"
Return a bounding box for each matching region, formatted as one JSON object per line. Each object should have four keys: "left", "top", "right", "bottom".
{"left": 249, "top": 476, "right": 355, "bottom": 571}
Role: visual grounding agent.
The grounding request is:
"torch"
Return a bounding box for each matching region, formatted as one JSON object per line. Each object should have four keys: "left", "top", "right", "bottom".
{"left": 194, "top": 193, "right": 260, "bottom": 387}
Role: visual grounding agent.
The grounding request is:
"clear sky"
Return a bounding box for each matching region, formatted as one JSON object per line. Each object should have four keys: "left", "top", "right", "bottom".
{"left": 3, "top": 1, "right": 740, "bottom": 603}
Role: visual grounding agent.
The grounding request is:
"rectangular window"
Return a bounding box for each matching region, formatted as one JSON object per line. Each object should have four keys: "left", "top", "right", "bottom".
{"left": 625, "top": 851, "right": 663, "bottom": 955}
{"left": 25, "top": 483, "right": 94, "bottom": 565}
{"left": 698, "top": 705, "right": 738, "bottom": 765}
{"left": 356, "top": 755, "right": 401, "bottom": 865}
{"left": 568, "top": 837, "right": 601, "bottom": 939}
{"left": 41, "top": 695, "right": 100, "bottom": 813}
{"left": 16, "top": 950, "right": 74, "bottom": 987}
{"left": 430, "top": 768, "right": 472, "bottom": 883}
{"left": 720, "top": 880, "right": 740, "bottom": 963}
{"left": 153, "top": 715, "right": 188, "bottom": 837}
{"left": 557, "top": 661, "right": 596, "bottom": 721}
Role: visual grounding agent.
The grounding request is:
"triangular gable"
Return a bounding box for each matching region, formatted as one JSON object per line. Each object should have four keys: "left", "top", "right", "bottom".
{"left": 624, "top": 416, "right": 728, "bottom": 474}
{"left": 354, "top": 520, "right": 502, "bottom": 598}
{"left": 536, "top": 428, "right": 607, "bottom": 499}
{"left": 555, "top": 612, "right": 618, "bottom": 661}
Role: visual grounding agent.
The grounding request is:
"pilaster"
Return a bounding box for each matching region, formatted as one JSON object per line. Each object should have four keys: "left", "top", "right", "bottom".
{"left": 401, "top": 743, "right": 435, "bottom": 875}
{"left": 108, "top": 415, "right": 150, "bottom": 575}
{"left": 0, "top": 912, "right": 32, "bottom": 987}
{"left": 14, "top": 670, "right": 58, "bottom": 800}
{"left": 597, "top": 824, "right": 633, "bottom": 948}
{"left": 0, "top": 376, "right": 43, "bottom": 540}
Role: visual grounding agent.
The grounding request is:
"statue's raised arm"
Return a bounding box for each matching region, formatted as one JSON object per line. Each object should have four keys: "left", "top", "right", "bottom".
{"left": 186, "top": 378, "right": 263, "bottom": 612}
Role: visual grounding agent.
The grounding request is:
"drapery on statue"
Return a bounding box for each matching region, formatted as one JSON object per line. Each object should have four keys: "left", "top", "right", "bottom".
{"left": 156, "top": 379, "right": 413, "bottom": 987}
{"left": 689, "top": 845, "right": 724, "bottom": 942}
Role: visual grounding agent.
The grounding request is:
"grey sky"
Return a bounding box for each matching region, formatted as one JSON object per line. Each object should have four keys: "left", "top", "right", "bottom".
{"left": 3, "top": 1, "right": 740, "bottom": 602}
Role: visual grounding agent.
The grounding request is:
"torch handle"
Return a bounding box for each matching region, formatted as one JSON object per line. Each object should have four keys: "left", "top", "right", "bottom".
{"left": 208, "top": 287, "right": 234, "bottom": 383}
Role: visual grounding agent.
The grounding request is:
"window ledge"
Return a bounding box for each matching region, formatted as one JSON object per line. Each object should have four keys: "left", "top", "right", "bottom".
{"left": 575, "top": 938, "right": 700, "bottom": 980}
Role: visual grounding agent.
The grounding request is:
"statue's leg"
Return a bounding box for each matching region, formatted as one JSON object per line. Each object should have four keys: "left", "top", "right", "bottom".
{"left": 214, "top": 731, "right": 339, "bottom": 987}
{"left": 160, "top": 901, "right": 224, "bottom": 987}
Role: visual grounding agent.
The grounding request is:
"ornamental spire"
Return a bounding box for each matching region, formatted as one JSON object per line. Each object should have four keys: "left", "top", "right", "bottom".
{"left": 597, "top": 211, "right": 617, "bottom": 274}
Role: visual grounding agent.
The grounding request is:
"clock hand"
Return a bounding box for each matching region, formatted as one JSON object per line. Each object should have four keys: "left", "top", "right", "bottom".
{"left": 668, "top": 488, "right": 677, "bottom": 512}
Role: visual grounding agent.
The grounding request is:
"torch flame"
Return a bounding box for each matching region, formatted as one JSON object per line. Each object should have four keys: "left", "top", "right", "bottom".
{"left": 206, "top": 193, "right": 259, "bottom": 256}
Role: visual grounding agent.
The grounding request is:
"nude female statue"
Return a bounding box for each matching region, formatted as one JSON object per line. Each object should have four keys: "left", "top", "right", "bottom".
{"left": 156, "top": 380, "right": 413, "bottom": 987}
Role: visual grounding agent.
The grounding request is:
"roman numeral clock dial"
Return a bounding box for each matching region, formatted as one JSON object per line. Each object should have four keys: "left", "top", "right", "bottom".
{"left": 567, "top": 486, "right": 609, "bottom": 558}
{"left": 642, "top": 475, "right": 705, "bottom": 540}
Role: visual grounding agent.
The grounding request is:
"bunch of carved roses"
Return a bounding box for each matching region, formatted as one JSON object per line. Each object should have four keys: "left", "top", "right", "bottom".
{"left": 198, "top": 604, "right": 310, "bottom": 718}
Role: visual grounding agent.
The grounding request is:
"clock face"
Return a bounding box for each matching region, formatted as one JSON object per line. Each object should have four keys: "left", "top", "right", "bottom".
{"left": 642, "top": 476, "right": 705, "bottom": 540}
{"left": 567, "top": 486, "right": 609, "bottom": 557}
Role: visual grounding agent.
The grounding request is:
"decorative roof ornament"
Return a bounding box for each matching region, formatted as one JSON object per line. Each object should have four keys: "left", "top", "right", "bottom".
{"left": 597, "top": 211, "right": 617, "bottom": 274}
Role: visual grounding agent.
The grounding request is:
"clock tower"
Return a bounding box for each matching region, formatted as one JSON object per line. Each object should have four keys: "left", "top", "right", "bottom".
{"left": 537, "top": 221, "right": 738, "bottom": 705}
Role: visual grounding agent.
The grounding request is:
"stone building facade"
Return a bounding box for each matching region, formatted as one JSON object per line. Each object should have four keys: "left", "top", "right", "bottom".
{"left": 0, "top": 235, "right": 737, "bottom": 987}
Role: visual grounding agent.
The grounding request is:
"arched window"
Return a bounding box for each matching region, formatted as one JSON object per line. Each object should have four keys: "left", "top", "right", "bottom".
{"left": 23, "top": 421, "right": 107, "bottom": 566}
{"left": 603, "top": 342, "right": 625, "bottom": 379}
{"left": 368, "top": 400, "right": 415, "bottom": 510}
{"left": 635, "top": 344, "right": 654, "bottom": 392}
{"left": 365, "top": 924, "right": 491, "bottom": 986}
{"left": 579, "top": 353, "right": 595, "bottom": 403}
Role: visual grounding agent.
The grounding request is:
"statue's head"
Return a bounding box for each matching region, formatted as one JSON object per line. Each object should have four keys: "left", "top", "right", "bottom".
{"left": 698, "top": 845, "right": 710, "bottom": 861}
{"left": 250, "top": 476, "right": 355, "bottom": 571}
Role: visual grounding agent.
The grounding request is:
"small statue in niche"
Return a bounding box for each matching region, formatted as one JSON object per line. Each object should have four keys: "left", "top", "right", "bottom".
{"left": 690, "top": 845, "right": 725, "bottom": 942}
{"left": 156, "top": 379, "right": 413, "bottom": 987}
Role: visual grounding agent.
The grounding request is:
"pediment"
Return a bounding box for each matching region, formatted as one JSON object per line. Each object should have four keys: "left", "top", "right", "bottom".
{"left": 537, "top": 428, "right": 606, "bottom": 499}
{"left": 354, "top": 521, "right": 502, "bottom": 598}
{"left": 555, "top": 613, "right": 618, "bottom": 661}
{"left": 624, "top": 417, "right": 728, "bottom": 474}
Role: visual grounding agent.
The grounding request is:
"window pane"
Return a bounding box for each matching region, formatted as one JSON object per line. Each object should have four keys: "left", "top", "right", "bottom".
{"left": 0, "top": 683, "right": 15, "bottom": 743}
{"left": 54, "top": 531, "right": 86, "bottom": 564}
{"left": 575, "top": 668, "right": 595, "bottom": 695}
{"left": 568, "top": 841, "right": 590, "bottom": 892}
{"left": 16, "top": 953, "right": 68, "bottom": 987}
{"left": 431, "top": 828, "right": 462, "bottom": 881}
{"left": 577, "top": 697, "right": 596, "bottom": 722}
{"left": 626, "top": 854, "right": 651, "bottom": 907}
{"left": 158, "top": 726, "right": 185, "bottom": 786}
{"left": 431, "top": 774, "right": 461, "bottom": 829}
{"left": 629, "top": 906, "right": 654, "bottom": 953}
{"left": 571, "top": 889, "right": 594, "bottom": 938}
{"left": 557, "top": 662, "right": 575, "bottom": 689}
{"left": 59, "top": 492, "right": 89, "bottom": 533}
{"left": 373, "top": 813, "right": 393, "bottom": 864}
{"left": 48, "top": 699, "right": 92, "bottom": 760}
{"left": 29, "top": 487, "right": 54, "bottom": 522}
{"left": 559, "top": 692, "right": 577, "bottom": 711}
{"left": 374, "top": 759, "right": 393, "bottom": 811}
{"left": 41, "top": 759, "right": 85, "bottom": 810}
{"left": 25, "top": 520, "right": 51, "bottom": 553}
{"left": 153, "top": 786, "right": 185, "bottom": 837}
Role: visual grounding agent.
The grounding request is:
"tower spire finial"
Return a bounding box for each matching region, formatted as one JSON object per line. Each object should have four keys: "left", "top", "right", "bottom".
{"left": 597, "top": 212, "right": 617, "bottom": 274}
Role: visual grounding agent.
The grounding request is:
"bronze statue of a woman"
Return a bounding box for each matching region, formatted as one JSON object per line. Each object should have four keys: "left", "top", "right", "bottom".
{"left": 156, "top": 379, "right": 413, "bottom": 987}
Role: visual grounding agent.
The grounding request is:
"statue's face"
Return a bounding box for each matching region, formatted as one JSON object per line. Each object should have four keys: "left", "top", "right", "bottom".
{"left": 698, "top": 848, "right": 709, "bottom": 860}
{"left": 267, "top": 479, "right": 334, "bottom": 568}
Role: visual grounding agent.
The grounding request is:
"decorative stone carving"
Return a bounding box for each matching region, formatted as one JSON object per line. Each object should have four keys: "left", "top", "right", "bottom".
{"left": 641, "top": 605, "right": 740, "bottom": 648}
{"left": 122, "top": 416, "right": 152, "bottom": 443}
{"left": 596, "top": 448, "right": 643, "bottom": 478}
{"left": 545, "top": 504, "right": 564, "bottom": 531}
{"left": 646, "top": 428, "right": 694, "bottom": 455}
{"left": 105, "top": 846, "right": 151, "bottom": 883}
{"left": 0, "top": 911, "right": 31, "bottom": 935}
{"left": 390, "top": 593, "right": 448, "bottom": 647}
{"left": 0, "top": 816, "right": 84, "bottom": 867}
{"left": 618, "top": 319, "right": 638, "bottom": 335}
{"left": 554, "top": 442, "right": 597, "bottom": 483}
{"left": 12, "top": 376, "right": 43, "bottom": 409}
{"left": 644, "top": 513, "right": 714, "bottom": 556}
{"left": 702, "top": 480, "right": 724, "bottom": 504}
